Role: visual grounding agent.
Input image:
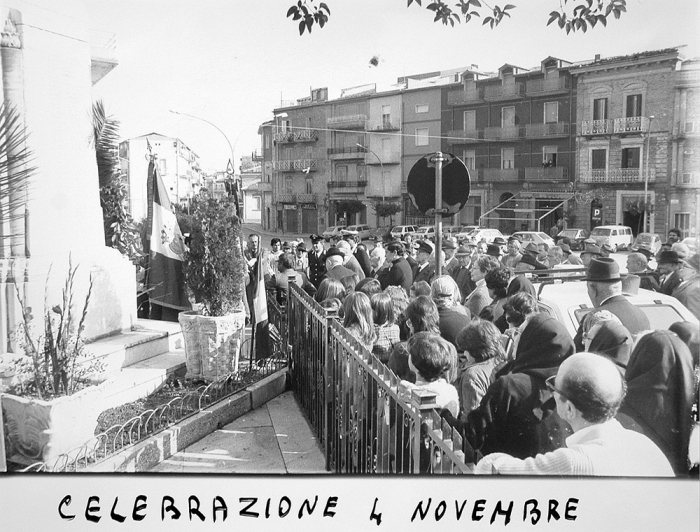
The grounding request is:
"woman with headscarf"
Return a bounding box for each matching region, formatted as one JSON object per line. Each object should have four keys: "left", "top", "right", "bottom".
{"left": 457, "top": 314, "right": 575, "bottom": 459}
{"left": 588, "top": 320, "right": 633, "bottom": 374}
{"left": 616, "top": 330, "right": 695, "bottom": 476}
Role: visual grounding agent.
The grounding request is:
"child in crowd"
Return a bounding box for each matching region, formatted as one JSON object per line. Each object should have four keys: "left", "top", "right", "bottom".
{"left": 342, "top": 292, "right": 377, "bottom": 351}
{"left": 371, "top": 292, "right": 400, "bottom": 364}
{"left": 400, "top": 332, "right": 459, "bottom": 417}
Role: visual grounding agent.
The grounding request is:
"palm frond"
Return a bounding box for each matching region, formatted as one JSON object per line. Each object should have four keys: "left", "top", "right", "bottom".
{"left": 92, "top": 99, "right": 121, "bottom": 188}
{"left": 0, "top": 102, "right": 36, "bottom": 225}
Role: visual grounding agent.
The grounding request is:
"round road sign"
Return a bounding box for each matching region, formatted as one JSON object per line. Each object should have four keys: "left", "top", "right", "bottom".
{"left": 406, "top": 153, "right": 470, "bottom": 217}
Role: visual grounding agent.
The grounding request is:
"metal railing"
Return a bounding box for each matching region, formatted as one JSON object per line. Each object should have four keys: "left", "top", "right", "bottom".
{"left": 580, "top": 168, "right": 656, "bottom": 183}
{"left": 287, "top": 283, "right": 473, "bottom": 474}
{"left": 327, "top": 180, "right": 367, "bottom": 189}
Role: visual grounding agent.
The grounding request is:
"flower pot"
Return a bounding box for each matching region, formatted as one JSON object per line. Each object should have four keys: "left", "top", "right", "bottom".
{"left": 1, "top": 380, "right": 108, "bottom": 468}
{"left": 178, "top": 309, "right": 246, "bottom": 382}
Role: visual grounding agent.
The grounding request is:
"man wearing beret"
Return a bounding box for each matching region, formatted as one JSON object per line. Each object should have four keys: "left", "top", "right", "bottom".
{"left": 412, "top": 240, "right": 436, "bottom": 286}
{"left": 573, "top": 257, "right": 650, "bottom": 351}
{"left": 307, "top": 234, "right": 327, "bottom": 288}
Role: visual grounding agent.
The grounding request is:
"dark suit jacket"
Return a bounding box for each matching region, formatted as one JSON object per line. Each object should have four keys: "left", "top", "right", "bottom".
{"left": 378, "top": 257, "right": 413, "bottom": 293}
{"left": 307, "top": 250, "right": 327, "bottom": 288}
{"left": 354, "top": 247, "right": 372, "bottom": 278}
{"left": 323, "top": 264, "right": 355, "bottom": 283}
{"left": 412, "top": 263, "right": 436, "bottom": 286}
{"left": 659, "top": 270, "right": 682, "bottom": 296}
{"left": 574, "top": 294, "right": 651, "bottom": 351}
{"left": 451, "top": 266, "right": 475, "bottom": 303}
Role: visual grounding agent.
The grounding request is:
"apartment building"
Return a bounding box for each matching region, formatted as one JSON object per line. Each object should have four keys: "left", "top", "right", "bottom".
{"left": 571, "top": 48, "right": 682, "bottom": 235}
{"left": 119, "top": 132, "right": 202, "bottom": 221}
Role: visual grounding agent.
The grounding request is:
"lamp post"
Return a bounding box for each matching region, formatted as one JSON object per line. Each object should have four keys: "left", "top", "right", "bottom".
{"left": 643, "top": 115, "right": 654, "bottom": 232}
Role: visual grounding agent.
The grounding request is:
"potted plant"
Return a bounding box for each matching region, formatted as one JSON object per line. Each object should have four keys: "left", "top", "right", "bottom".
{"left": 178, "top": 192, "right": 247, "bottom": 382}
{"left": 1, "top": 259, "right": 109, "bottom": 467}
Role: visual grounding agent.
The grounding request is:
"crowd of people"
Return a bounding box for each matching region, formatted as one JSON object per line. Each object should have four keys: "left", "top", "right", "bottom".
{"left": 247, "top": 226, "right": 699, "bottom": 477}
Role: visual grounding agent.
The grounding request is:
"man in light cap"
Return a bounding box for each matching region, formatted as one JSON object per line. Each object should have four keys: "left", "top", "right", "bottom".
{"left": 502, "top": 236, "right": 523, "bottom": 269}
{"left": 573, "top": 257, "right": 650, "bottom": 351}
{"left": 475, "top": 352, "right": 673, "bottom": 476}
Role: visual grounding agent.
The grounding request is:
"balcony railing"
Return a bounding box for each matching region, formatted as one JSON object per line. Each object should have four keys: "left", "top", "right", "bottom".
{"left": 581, "top": 119, "right": 613, "bottom": 135}
{"left": 613, "top": 116, "right": 650, "bottom": 134}
{"left": 525, "top": 122, "right": 570, "bottom": 138}
{"left": 484, "top": 83, "right": 524, "bottom": 100}
{"left": 327, "top": 180, "right": 368, "bottom": 189}
{"left": 483, "top": 168, "right": 521, "bottom": 182}
{"left": 327, "top": 114, "right": 367, "bottom": 129}
{"left": 367, "top": 120, "right": 401, "bottom": 131}
{"left": 447, "top": 129, "right": 482, "bottom": 143}
{"left": 297, "top": 193, "right": 317, "bottom": 203}
{"left": 525, "top": 77, "right": 570, "bottom": 95}
{"left": 327, "top": 146, "right": 366, "bottom": 159}
{"left": 446, "top": 89, "right": 482, "bottom": 105}
{"left": 579, "top": 168, "right": 656, "bottom": 183}
{"left": 273, "top": 159, "right": 318, "bottom": 171}
{"left": 525, "top": 166, "right": 569, "bottom": 181}
{"left": 484, "top": 126, "right": 521, "bottom": 140}
{"left": 274, "top": 129, "right": 318, "bottom": 143}
{"left": 277, "top": 193, "right": 296, "bottom": 203}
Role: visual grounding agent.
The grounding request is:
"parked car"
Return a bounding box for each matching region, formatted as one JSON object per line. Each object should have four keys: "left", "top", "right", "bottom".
{"left": 443, "top": 225, "right": 463, "bottom": 239}
{"left": 369, "top": 226, "right": 392, "bottom": 242}
{"left": 510, "top": 231, "right": 556, "bottom": 248}
{"left": 414, "top": 225, "right": 436, "bottom": 240}
{"left": 455, "top": 225, "right": 480, "bottom": 241}
{"left": 681, "top": 236, "right": 699, "bottom": 255}
{"left": 466, "top": 228, "right": 504, "bottom": 243}
{"left": 322, "top": 225, "right": 345, "bottom": 242}
{"left": 555, "top": 228, "right": 589, "bottom": 250}
{"left": 631, "top": 232, "right": 662, "bottom": 254}
{"left": 589, "top": 225, "right": 634, "bottom": 252}
{"left": 345, "top": 224, "right": 371, "bottom": 240}
{"left": 390, "top": 225, "right": 418, "bottom": 240}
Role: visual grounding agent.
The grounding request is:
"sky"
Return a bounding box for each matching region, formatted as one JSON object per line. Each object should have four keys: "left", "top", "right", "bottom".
{"left": 87, "top": 0, "right": 700, "bottom": 173}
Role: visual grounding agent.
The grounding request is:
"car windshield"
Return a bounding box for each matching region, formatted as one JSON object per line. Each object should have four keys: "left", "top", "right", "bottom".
{"left": 591, "top": 228, "right": 611, "bottom": 236}
{"left": 635, "top": 234, "right": 653, "bottom": 242}
{"left": 559, "top": 230, "right": 578, "bottom": 237}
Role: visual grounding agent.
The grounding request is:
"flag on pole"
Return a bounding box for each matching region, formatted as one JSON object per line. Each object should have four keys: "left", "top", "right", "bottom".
{"left": 251, "top": 249, "right": 270, "bottom": 361}
{"left": 144, "top": 158, "right": 190, "bottom": 313}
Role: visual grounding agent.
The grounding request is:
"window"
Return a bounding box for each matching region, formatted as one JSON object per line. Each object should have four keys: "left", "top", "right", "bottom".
{"left": 415, "top": 104, "right": 429, "bottom": 114}
{"left": 502, "top": 106, "right": 515, "bottom": 128}
{"left": 462, "top": 150, "right": 476, "bottom": 170}
{"left": 285, "top": 175, "right": 293, "bottom": 193}
{"left": 463, "top": 110, "right": 476, "bottom": 131}
{"left": 159, "top": 159, "right": 167, "bottom": 174}
{"left": 593, "top": 98, "right": 608, "bottom": 120}
{"left": 415, "top": 128, "right": 429, "bottom": 146}
{"left": 501, "top": 148, "right": 515, "bottom": 169}
{"left": 306, "top": 178, "right": 313, "bottom": 193}
{"left": 591, "top": 149, "right": 607, "bottom": 169}
{"left": 253, "top": 197, "right": 261, "bottom": 211}
{"left": 357, "top": 164, "right": 367, "bottom": 181}
{"left": 382, "top": 105, "right": 391, "bottom": 126}
{"left": 685, "top": 121, "right": 697, "bottom": 134}
{"left": 285, "top": 147, "right": 292, "bottom": 160}
{"left": 544, "top": 102, "right": 558, "bottom": 123}
{"left": 305, "top": 146, "right": 313, "bottom": 160}
{"left": 674, "top": 213, "right": 691, "bottom": 238}
{"left": 621, "top": 147, "right": 641, "bottom": 169}
{"left": 337, "top": 165, "right": 348, "bottom": 182}
{"left": 280, "top": 120, "right": 290, "bottom": 133}
{"left": 543, "top": 146, "right": 557, "bottom": 167}
{"left": 265, "top": 134, "right": 270, "bottom": 149}
{"left": 681, "top": 172, "right": 696, "bottom": 185}
{"left": 626, "top": 94, "right": 643, "bottom": 118}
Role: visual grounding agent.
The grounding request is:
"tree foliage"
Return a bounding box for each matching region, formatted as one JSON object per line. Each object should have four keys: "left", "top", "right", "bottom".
{"left": 287, "top": 0, "right": 627, "bottom": 35}
{"left": 374, "top": 201, "right": 402, "bottom": 219}
{"left": 335, "top": 199, "right": 364, "bottom": 215}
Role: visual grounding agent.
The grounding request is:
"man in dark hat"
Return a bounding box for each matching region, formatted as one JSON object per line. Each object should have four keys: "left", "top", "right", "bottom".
{"left": 515, "top": 253, "right": 547, "bottom": 272}
{"left": 657, "top": 250, "right": 684, "bottom": 295}
{"left": 573, "top": 257, "right": 650, "bottom": 351}
{"left": 493, "top": 236, "right": 507, "bottom": 255}
{"left": 486, "top": 244, "right": 502, "bottom": 260}
{"left": 580, "top": 244, "right": 603, "bottom": 269}
{"left": 294, "top": 241, "right": 309, "bottom": 272}
{"left": 671, "top": 254, "right": 700, "bottom": 320}
{"left": 443, "top": 238, "right": 459, "bottom": 275}
{"left": 378, "top": 241, "right": 413, "bottom": 292}
{"left": 308, "top": 234, "right": 327, "bottom": 288}
{"left": 322, "top": 247, "right": 354, "bottom": 282}
{"left": 503, "top": 235, "right": 523, "bottom": 269}
{"left": 560, "top": 243, "right": 583, "bottom": 266}
{"left": 412, "top": 240, "right": 436, "bottom": 286}
{"left": 626, "top": 251, "right": 659, "bottom": 292}
{"left": 451, "top": 246, "right": 475, "bottom": 300}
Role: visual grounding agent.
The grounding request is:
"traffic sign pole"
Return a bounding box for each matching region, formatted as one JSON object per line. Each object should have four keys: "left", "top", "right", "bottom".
{"left": 435, "top": 152, "right": 444, "bottom": 276}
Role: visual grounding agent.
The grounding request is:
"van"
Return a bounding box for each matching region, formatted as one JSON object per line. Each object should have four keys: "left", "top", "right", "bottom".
{"left": 589, "top": 225, "right": 633, "bottom": 252}
{"left": 345, "top": 224, "right": 371, "bottom": 240}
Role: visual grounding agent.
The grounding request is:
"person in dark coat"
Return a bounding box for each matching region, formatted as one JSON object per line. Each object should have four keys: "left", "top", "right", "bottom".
{"left": 616, "top": 330, "right": 695, "bottom": 476}
{"left": 307, "top": 234, "right": 327, "bottom": 288}
{"left": 479, "top": 267, "right": 511, "bottom": 330}
{"left": 378, "top": 241, "right": 413, "bottom": 293}
{"left": 494, "top": 274, "right": 537, "bottom": 332}
{"left": 412, "top": 240, "right": 436, "bottom": 286}
{"left": 322, "top": 247, "right": 355, "bottom": 282}
{"left": 657, "top": 250, "right": 684, "bottom": 295}
{"left": 344, "top": 233, "right": 372, "bottom": 278}
{"left": 455, "top": 314, "right": 575, "bottom": 459}
{"left": 573, "top": 257, "right": 651, "bottom": 351}
{"left": 450, "top": 246, "right": 475, "bottom": 302}
{"left": 430, "top": 275, "right": 471, "bottom": 348}
{"left": 626, "top": 251, "right": 659, "bottom": 292}
{"left": 587, "top": 320, "right": 633, "bottom": 374}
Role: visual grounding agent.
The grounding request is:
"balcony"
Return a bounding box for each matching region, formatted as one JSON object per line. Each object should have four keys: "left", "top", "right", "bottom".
{"left": 297, "top": 193, "right": 317, "bottom": 203}
{"left": 328, "top": 180, "right": 367, "bottom": 191}
{"left": 525, "top": 166, "right": 569, "bottom": 181}
{"left": 446, "top": 129, "right": 482, "bottom": 144}
{"left": 447, "top": 89, "right": 482, "bottom": 105}
{"left": 273, "top": 159, "right": 318, "bottom": 171}
{"left": 613, "top": 116, "right": 651, "bottom": 135}
{"left": 581, "top": 119, "right": 613, "bottom": 135}
{"left": 484, "top": 126, "right": 521, "bottom": 140}
{"left": 327, "top": 146, "right": 366, "bottom": 160}
{"left": 367, "top": 120, "right": 401, "bottom": 131}
{"left": 484, "top": 83, "right": 524, "bottom": 100}
{"left": 327, "top": 114, "right": 367, "bottom": 129}
{"left": 274, "top": 129, "right": 318, "bottom": 144}
{"left": 483, "top": 168, "right": 521, "bottom": 182}
{"left": 525, "top": 122, "right": 570, "bottom": 138}
{"left": 525, "top": 77, "right": 570, "bottom": 95}
{"left": 579, "top": 168, "right": 656, "bottom": 183}
{"left": 277, "top": 193, "right": 296, "bottom": 203}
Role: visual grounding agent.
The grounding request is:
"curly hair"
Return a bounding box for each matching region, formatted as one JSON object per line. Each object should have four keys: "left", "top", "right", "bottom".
{"left": 484, "top": 267, "right": 511, "bottom": 299}
{"left": 475, "top": 254, "right": 501, "bottom": 274}
{"left": 455, "top": 319, "right": 504, "bottom": 362}
{"left": 503, "top": 292, "right": 538, "bottom": 327}
{"left": 407, "top": 332, "right": 456, "bottom": 381}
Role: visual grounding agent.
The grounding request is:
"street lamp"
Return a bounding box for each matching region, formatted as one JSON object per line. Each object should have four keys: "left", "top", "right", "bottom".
{"left": 357, "top": 143, "right": 385, "bottom": 201}
{"left": 643, "top": 115, "right": 654, "bottom": 232}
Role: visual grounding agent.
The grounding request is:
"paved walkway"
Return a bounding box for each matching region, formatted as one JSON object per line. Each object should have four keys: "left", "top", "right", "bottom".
{"left": 150, "top": 391, "right": 328, "bottom": 474}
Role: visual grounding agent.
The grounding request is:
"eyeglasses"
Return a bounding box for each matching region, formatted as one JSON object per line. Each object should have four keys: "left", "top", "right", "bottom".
{"left": 545, "top": 375, "right": 567, "bottom": 399}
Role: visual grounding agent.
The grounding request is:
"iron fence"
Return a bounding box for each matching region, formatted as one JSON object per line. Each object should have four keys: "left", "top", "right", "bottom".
{"left": 287, "top": 283, "right": 474, "bottom": 474}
